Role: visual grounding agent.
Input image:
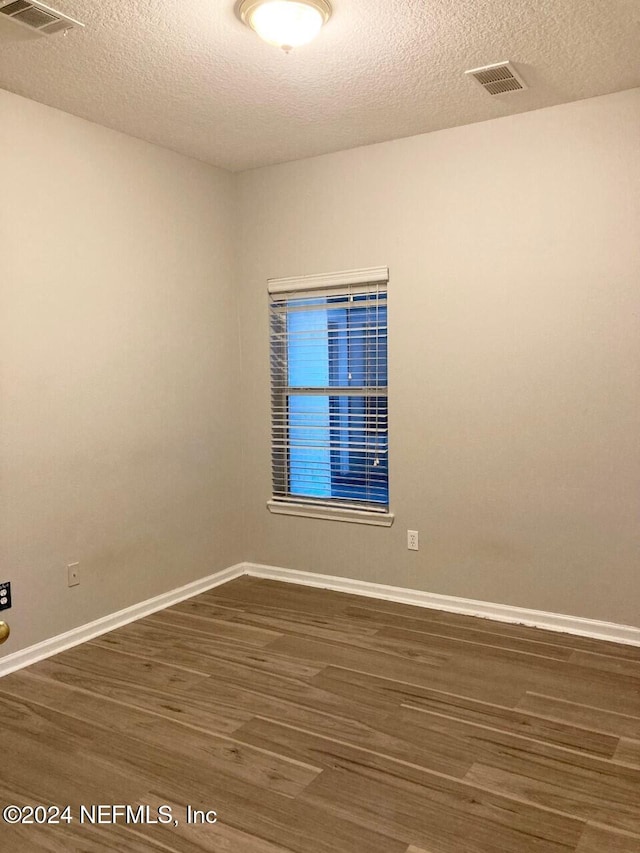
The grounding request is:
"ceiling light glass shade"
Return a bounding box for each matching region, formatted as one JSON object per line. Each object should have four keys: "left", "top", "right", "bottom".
{"left": 239, "top": 0, "right": 332, "bottom": 51}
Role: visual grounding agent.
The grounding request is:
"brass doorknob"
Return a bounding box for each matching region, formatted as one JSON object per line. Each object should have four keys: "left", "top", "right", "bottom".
{"left": 0, "top": 621, "right": 10, "bottom": 644}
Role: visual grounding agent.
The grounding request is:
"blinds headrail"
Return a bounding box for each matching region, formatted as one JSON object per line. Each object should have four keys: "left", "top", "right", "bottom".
{"left": 268, "top": 266, "right": 389, "bottom": 295}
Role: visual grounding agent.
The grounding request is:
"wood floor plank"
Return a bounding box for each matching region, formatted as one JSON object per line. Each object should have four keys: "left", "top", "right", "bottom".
{"left": 139, "top": 793, "right": 302, "bottom": 853}
{"left": 310, "top": 659, "right": 526, "bottom": 708}
{"left": 183, "top": 665, "right": 395, "bottom": 736}
{"left": 170, "top": 597, "right": 248, "bottom": 618}
{"left": 0, "top": 821, "right": 183, "bottom": 853}
{"left": 216, "top": 579, "right": 640, "bottom": 658}
{"left": 0, "top": 679, "right": 321, "bottom": 798}
{"left": 265, "top": 613, "right": 590, "bottom": 678}
{"left": 0, "top": 692, "right": 404, "bottom": 853}
{"left": 342, "top": 600, "right": 640, "bottom": 660}
{"left": 16, "top": 660, "right": 253, "bottom": 734}
{"left": 238, "top": 720, "right": 582, "bottom": 849}
{"left": 399, "top": 689, "right": 619, "bottom": 758}
{"left": 42, "top": 641, "right": 212, "bottom": 688}
{"left": 62, "top": 639, "right": 292, "bottom": 702}
{"left": 0, "top": 666, "right": 245, "bottom": 738}
{"left": 21, "top": 661, "right": 418, "bottom": 781}
{"left": 464, "top": 763, "right": 640, "bottom": 836}
{"left": 516, "top": 692, "right": 640, "bottom": 739}
{"left": 265, "top": 634, "right": 454, "bottom": 689}
{"left": 237, "top": 711, "right": 474, "bottom": 780}
{"left": 444, "top": 653, "right": 640, "bottom": 717}
{"left": 259, "top": 706, "right": 475, "bottom": 779}
{"left": 91, "top": 620, "right": 323, "bottom": 681}
{"left": 85, "top": 742, "right": 408, "bottom": 853}
{"left": 0, "top": 700, "right": 151, "bottom": 812}
{"left": 614, "top": 738, "right": 640, "bottom": 766}
{"left": 300, "top": 764, "right": 581, "bottom": 853}
{"left": 207, "top": 578, "right": 354, "bottom": 617}
{"left": 142, "top": 609, "right": 282, "bottom": 647}
{"left": 268, "top": 624, "right": 453, "bottom": 668}
{"left": 234, "top": 714, "right": 587, "bottom": 850}
{"left": 2, "top": 577, "right": 639, "bottom": 852}
{"left": 393, "top": 703, "right": 640, "bottom": 785}
{"left": 343, "top": 605, "right": 576, "bottom": 660}
{"left": 384, "top": 706, "right": 640, "bottom": 834}
{"left": 38, "top": 639, "right": 394, "bottom": 732}
{"left": 175, "top": 595, "right": 381, "bottom": 641}
{"left": 389, "top": 704, "right": 638, "bottom": 789}
{"left": 0, "top": 785, "right": 203, "bottom": 852}
{"left": 53, "top": 634, "right": 404, "bottom": 732}
{"left": 225, "top": 605, "right": 385, "bottom": 643}
{"left": 575, "top": 823, "right": 640, "bottom": 852}
{"left": 376, "top": 623, "right": 576, "bottom": 665}
{"left": 568, "top": 649, "right": 640, "bottom": 679}
{"left": 310, "top": 666, "right": 422, "bottom": 714}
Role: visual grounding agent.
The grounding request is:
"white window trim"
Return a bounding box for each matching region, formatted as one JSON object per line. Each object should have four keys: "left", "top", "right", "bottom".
{"left": 267, "top": 499, "right": 394, "bottom": 527}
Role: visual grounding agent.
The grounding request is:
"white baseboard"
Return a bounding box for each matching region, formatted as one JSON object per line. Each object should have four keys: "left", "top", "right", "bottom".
{"left": 2, "top": 559, "right": 638, "bottom": 678}
{"left": 243, "top": 562, "right": 640, "bottom": 647}
{"left": 0, "top": 564, "right": 245, "bottom": 678}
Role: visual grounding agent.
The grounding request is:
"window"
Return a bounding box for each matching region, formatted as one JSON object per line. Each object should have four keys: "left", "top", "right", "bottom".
{"left": 268, "top": 267, "right": 391, "bottom": 525}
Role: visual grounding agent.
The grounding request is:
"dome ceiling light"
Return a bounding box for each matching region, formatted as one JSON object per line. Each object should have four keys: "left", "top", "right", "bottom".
{"left": 238, "top": 0, "right": 332, "bottom": 52}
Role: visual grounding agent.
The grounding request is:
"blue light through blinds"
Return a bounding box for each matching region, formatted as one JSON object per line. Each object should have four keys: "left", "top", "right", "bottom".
{"left": 270, "top": 286, "right": 388, "bottom": 510}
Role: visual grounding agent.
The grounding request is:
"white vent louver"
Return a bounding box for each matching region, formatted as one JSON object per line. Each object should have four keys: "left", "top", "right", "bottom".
{"left": 0, "top": 0, "right": 83, "bottom": 34}
{"left": 465, "top": 61, "right": 527, "bottom": 95}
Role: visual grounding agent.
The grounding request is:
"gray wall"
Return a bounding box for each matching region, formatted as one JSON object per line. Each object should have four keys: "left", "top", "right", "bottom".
{"left": 0, "top": 89, "right": 243, "bottom": 654}
{"left": 237, "top": 88, "right": 640, "bottom": 628}
{"left": 2, "top": 87, "right": 638, "bottom": 662}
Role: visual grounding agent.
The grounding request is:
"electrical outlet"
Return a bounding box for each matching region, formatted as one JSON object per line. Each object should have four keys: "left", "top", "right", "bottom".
{"left": 67, "top": 563, "right": 80, "bottom": 587}
{"left": 407, "top": 530, "right": 419, "bottom": 551}
{"left": 0, "top": 581, "right": 11, "bottom": 611}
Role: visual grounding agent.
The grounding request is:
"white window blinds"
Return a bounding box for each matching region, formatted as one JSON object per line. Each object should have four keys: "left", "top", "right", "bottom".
{"left": 268, "top": 267, "right": 389, "bottom": 513}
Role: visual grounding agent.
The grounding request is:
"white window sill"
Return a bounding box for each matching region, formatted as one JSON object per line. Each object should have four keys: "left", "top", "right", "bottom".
{"left": 267, "top": 499, "right": 394, "bottom": 527}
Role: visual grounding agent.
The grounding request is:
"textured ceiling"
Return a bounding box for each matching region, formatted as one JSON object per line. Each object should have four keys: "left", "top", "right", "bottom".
{"left": 0, "top": 0, "right": 639, "bottom": 171}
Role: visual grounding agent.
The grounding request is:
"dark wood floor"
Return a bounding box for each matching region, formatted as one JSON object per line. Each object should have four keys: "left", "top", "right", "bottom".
{"left": 1, "top": 577, "right": 640, "bottom": 852}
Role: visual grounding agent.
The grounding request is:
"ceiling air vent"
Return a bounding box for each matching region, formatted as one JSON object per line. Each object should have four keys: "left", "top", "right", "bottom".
{"left": 0, "top": 0, "right": 84, "bottom": 35}
{"left": 465, "top": 61, "right": 527, "bottom": 95}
